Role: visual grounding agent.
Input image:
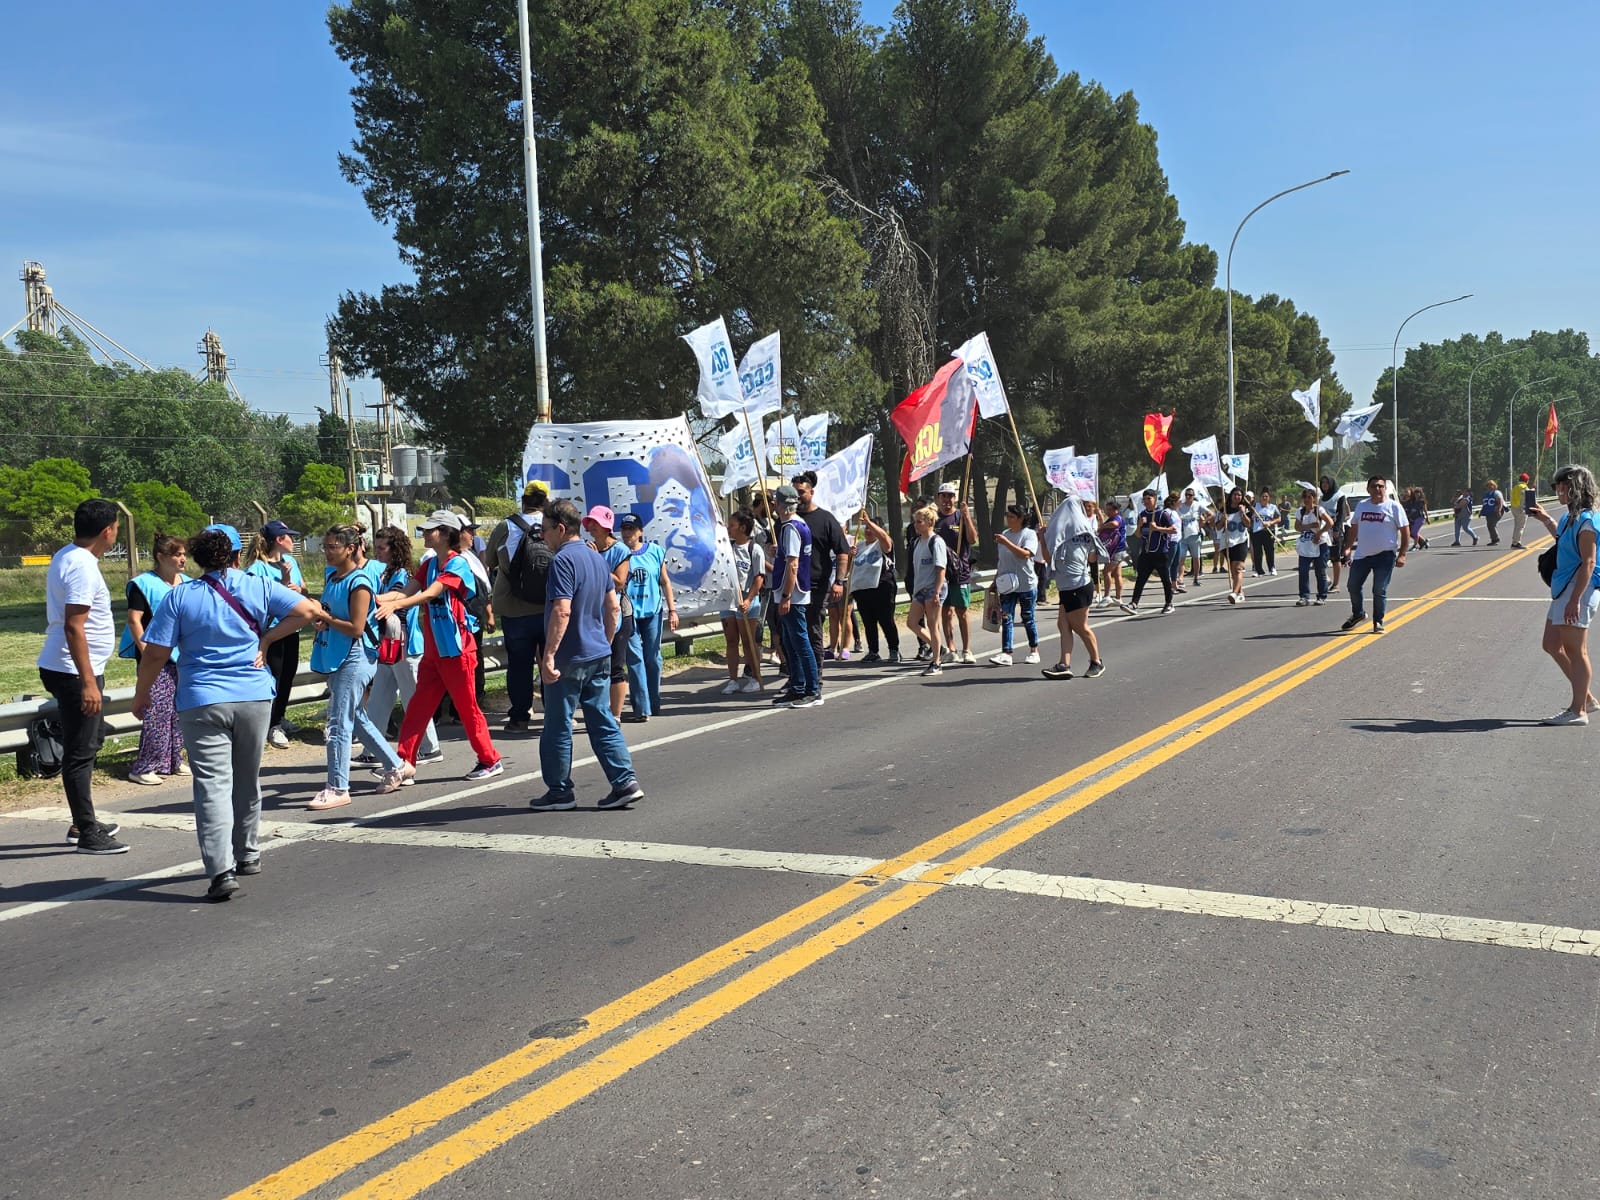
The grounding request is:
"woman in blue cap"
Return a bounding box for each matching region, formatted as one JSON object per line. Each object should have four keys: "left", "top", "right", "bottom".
{"left": 134, "top": 524, "right": 317, "bottom": 902}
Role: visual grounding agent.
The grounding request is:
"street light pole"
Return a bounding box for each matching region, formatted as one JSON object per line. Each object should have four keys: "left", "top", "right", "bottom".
{"left": 1507, "top": 376, "right": 1555, "bottom": 485}
{"left": 1466, "top": 346, "right": 1527, "bottom": 493}
{"left": 1392, "top": 294, "right": 1473, "bottom": 490}
{"left": 1225, "top": 169, "right": 1350, "bottom": 456}
{"left": 517, "top": 0, "right": 552, "bottom": 424}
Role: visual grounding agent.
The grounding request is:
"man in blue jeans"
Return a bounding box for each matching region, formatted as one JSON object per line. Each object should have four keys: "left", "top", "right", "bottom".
{"left": 769, "top": 486, "right": 821, "bottom": 708}
{"left": 530, "top": 499, "right": 644, "bottom": 811}
{"left": 1340, "top": 476, "right": 1409, "bottom": 635}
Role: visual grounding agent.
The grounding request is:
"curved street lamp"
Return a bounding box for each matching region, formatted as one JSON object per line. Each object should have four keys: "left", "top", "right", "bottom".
{"left": 1392, "top": 295, "right": 1473, "bottom": 489}
{"left": 1507, "top": 376, "right": 1555, "bottom": 485}
{"left": 1466, "top": 346, "right": 1527, "bottom": 491}
{"left": 1225, "top": 170, "right": 1350, "bottom": 456}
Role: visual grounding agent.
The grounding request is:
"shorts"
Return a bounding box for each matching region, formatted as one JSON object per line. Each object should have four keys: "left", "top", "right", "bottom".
{"left": 1058, "top": 583, "right": 1095, "bottom": 613}
{"left": 912, "top": 583, "right": 948, "bottom": 606}
{"left": 720, "top": 599, "right": 764, "bottom": 622}
{"left": 944, "top": 584, "right": 971, "bottom": 610}
{"left": 1227, "top": 542, "right": 1249, "bottom": 564}
{"left": 1548, "top": 575, "right": 1600, "bottom": 628}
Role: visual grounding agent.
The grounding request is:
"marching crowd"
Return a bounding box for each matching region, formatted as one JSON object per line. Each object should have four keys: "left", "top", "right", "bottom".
{"left": 31, "top": 463, "right": 1600, "bottom": 901}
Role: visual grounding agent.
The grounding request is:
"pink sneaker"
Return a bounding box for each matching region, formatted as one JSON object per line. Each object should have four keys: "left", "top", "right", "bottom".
{"left": 307, "top": 788, "right": 352, "bottom": 811}
{"left": 376, "top": 762, "right": 415, "bottom": 794}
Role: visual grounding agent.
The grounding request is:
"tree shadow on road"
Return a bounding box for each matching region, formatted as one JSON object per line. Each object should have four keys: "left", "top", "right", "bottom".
{"left": 1348, "top": 717, "right": 1540, "bottom": 734}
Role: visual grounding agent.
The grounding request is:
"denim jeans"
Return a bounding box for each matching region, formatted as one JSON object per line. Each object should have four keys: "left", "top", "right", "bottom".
{"left": 1297, "top": 546, "right": 1330, "bottom": 601}
{"left": 779, "top": 603, "right": 818, "bottom": 696}
{"left": 38, "top": 668, "right": 106, "bottom": 831}
{"left": 539, "top": 655, "right": 636, "bottom": 797}
{"left": 324, "top": 644, "right": 400, "bottom": 790}
{"left": 1346, "top": 550, "right": 1397, "bottom": 621}
{"left": 626, "top": 611, "right": 664, "bottom": 716}
{"left": 500, "top": 611, "right": 545, "bottom": 722}
{"left": 1000, "top": 591, "right": 1038, "bottom": 653}
{"left": 1454, "top": 512, "right": 1477, "bottom": 544}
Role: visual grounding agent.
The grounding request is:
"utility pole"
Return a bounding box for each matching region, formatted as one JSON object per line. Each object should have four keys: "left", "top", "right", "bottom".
{"left": 323, "top": 350, "right": 346, "bottom": 422}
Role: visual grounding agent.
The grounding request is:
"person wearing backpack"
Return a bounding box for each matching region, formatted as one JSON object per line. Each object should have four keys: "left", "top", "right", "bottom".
{"left": 486, "top": 482, "right": 551, "bottom": 732}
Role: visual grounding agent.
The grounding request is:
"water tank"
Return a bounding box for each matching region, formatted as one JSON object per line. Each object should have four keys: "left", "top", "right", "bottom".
{"left": 415, "top": 448, "right": 434, "bottom": 486}
{"left": 431, "top": 450, "right": 448, "bottom": 486}
{"left": 390, "top": 445, "right": 418, "bottom": 487}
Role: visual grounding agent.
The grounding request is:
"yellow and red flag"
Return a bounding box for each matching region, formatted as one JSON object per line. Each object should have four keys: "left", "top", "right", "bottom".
{"left": 892, "top": 358, "right": 978, "bottom": 492}
{"left": 1545, "top": 403, "right": 1559, "bottom": 450}
{"left": 1142, "top": 412, "right": 1174, "bottom": 467}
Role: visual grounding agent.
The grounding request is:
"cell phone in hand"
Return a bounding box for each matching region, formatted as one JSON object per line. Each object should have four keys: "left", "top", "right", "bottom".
{"left": 1524, "top": 488, "right": 1538, "bottom": 511}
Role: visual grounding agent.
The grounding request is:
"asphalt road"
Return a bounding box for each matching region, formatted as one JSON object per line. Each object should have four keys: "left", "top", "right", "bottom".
{"left": 4, "top": 530, "right": 1598, "bottom": 1200}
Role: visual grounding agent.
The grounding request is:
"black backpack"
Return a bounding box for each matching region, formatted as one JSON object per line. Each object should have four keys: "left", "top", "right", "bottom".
{"left": 504, "top": 515, "right": 553, "bottom": 605}
{"left": 17, "top": 714, "right": 65, "bottom": 780}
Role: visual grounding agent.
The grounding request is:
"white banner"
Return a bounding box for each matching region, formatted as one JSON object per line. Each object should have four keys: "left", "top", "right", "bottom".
{"left": 1182, "top": 479, "right": 1215, "bottom": 508}
{"left": 736, "top": 331, "right": 783, "bottom": 421}
{"left": 1291, "top": 377, "right": 1322, "bottom": 429}
{"left": 715, "top": 420, "right": 766, "bottom": 498}
{"left": 766, "top": 412, "right": 831, "bottom": 475}
{"left": 1336, "top": 403, "right": 1383, "bottom": 449}
{"left": 1223, "top": 453, "right": 1250, "bottom": 484}
{"left": 953, "top": 330, "right": 1009, "bottom": 420}
{"left": 1183, "top": 435, "right": 1226, "bottom": 487}
{"left": 1042, "top": 445, "right": 1076, "bottom": 489}
{"left": 1135, "top": 473, "right": 1170, "bottom": 503}
{"left": 1065, "top": 453, "right": 1099, "bottom": 501}
{"left": 521, "top": 416, "right": 740, "bottom": 618}
{"left": 811, "top": 434, "right": 875, "bottom": 523}
{"left": 683, "top": 318, "right": 744, "bottom": 420}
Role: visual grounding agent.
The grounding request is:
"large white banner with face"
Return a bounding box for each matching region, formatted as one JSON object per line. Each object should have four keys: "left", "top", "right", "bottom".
{"left": 522, "top": 416, "right": 740, "bottom": 618}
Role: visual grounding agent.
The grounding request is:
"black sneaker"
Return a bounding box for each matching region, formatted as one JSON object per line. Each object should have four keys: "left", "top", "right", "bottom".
{"left": 889, "top": 650, "right": 905, "bottom": 664}
{"left": 1084, "top": 661, "right": 1106, "bottom": 679}
{"left": 769, "top": 690, "right": 801, "bottom": 706}
{"left": 621, "top": 712, "right": 650, "bottom": 723}
{"left": 1340, "top": 614, "right": 1364, "bottom": 632}
{"left": 529, "top": 792, "right": 577, "bottom": 812}
{"left": 75, "top": 826, "right": 129, "bottom": 855}
{"left": 206, "top": 871, "right": 240, "bottom": 902}
{"left": 66, "top": 822, "right": 120, "bottom": 845}
{"left": 504, "top": 718, "right": 530, "bottom": 733}
{"left": 861, "top": 651, "right": 882, "bottom": 663}
{"left": 1042, "top": 664, "right": 1073, "bottom": 680}
{"left": 236, "top": 859, "right": 262, "bottom": 876}
{"left": 789, "top": 693, "right": 825, "bottom": 708}
{"left": 599, "top": 780, "right": 645, "bottom": 810}
{"left": 350, "top": 752, "right": 379, "bottom": 767}
{"left": 416, "top": 749, "right": 445, "bottom": 766}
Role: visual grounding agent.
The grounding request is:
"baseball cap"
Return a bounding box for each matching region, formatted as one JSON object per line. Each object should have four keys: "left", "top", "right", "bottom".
{"left": 261, "top": 519, "right": 298, "bottom": 540}
{"left": 772, "top": 485, "right": 800, "bottom": 507}
{"left": 584, "top": 505, "right": 615, "bottom": 531}
{"left": 1520, "top": 472, "right": 1530, "bottom": 482}
{"left": 937, "top": 482, "right": 959, "bottom": 496}
{"left": 416, "top": 509, "right": 466, "bottom": 532}
{"left": 619, "top": 512, "right": 644, "bottom": 530}
{"left": 203, "top": 523, "right": 243, "bottom": 551}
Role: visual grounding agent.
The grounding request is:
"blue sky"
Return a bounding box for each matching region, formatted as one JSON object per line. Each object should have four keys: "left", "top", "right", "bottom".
{"left": 4, "top": 0, "right": 1597, "bottom": 433}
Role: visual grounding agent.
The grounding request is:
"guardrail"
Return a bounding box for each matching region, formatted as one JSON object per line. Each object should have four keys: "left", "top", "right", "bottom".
{"left": 2, "top": 572, "right": 989, "bottom": 754}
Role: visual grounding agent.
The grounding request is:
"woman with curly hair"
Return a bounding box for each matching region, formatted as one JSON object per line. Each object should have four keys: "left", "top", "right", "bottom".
{"left": 1527, "top": 465, "right": 1600, "bottom": 725}
{"left": 361, "top": 526, "right": 441, "bottom": 768}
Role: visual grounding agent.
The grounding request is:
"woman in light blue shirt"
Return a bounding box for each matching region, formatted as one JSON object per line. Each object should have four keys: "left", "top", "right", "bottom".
{"left": 1528, "top": 465, "right": 1600, "bottom": 725}
{"left": 309, "top": 524, "right": 409, "bottom": 808}
{"left": 135, "top": 524, "right": 316, "bottom": 902}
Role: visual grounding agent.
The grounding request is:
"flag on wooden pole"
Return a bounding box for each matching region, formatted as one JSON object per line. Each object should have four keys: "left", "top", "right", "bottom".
{"left": 892, "top": 358, "right": 978, "bottom": 491}
{"left": 1545, "top": 402, "right": 1559, "bottom": 450}
{"left": 1143, "top": 412, "right": 1174, "bottom": 467}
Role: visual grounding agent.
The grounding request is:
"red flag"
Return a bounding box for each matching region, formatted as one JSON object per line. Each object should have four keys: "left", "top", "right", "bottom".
{"left": 1545, "top": 403, "right": 1559, "bottom": 450}
{"left": 1142, "top": 412, "right": 1174, "bottom": 466}
{"left": 891, "top": 358, "right": 978, "bottom": 490}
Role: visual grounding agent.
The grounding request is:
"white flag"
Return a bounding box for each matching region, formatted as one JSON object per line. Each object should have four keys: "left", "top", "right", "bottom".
{"left": 1065, "top": 453, "right": 1099, "bottom": 501}
{"left": 1183, "top": 435, "right": 1226, "bottom": 487}
{"left": 715, "top": 421, "right": 766, "bottom": 497}
{"left": 1335, "top": 403, "right": 1383, "bottom": 449}
{"left": 1136, "top": 473, "right": 1170, "bottom": 502}
{"left": 737, "top": 331, "right": 783, "bottom": 421}
{"left": 1042, "top": 445, "right": 1076, "bottom": 490}
{"left": 1291, "top": 377, "right": 1322, "bottom": 429}
{"left": 811, "top": 434, "right": 875, "bottom": 522}
{"left": 953, "top": 331, "right": 1009, "bottom": 419}
{"left": 1223, "top": 453, "right": 1249, "bottom": 484}
{"left": 683, "top": 318, "right": 744, "bottom": 419}
{"left": 766, "top": 412, "right": 831, "bottom": 475}
{"left": 1182, "top": 479, "right": 1215, "bottom": 509}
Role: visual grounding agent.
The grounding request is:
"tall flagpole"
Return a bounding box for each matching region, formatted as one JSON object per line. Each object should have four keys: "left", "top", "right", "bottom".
{"left": 516, "top": 0, "right": 552, "bottom": 423}
{"left": 741, "top": 409, "right": 771, "bottom": 516}
{"left": 1005, "top": 408, "right": 1043, "bottom": 519}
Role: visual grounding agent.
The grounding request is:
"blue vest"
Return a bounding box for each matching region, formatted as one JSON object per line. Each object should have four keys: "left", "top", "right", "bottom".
{"left": 774, "top": 516, "right": 813, "bottom": 597}
{"left": 310, "top": 565, "right": 375, "bottom": 672}
{"left": 119, "top": 571, "right": 178, "bottom": 661}
{"left": 423, "top": 554, "right": 473, "bottom": 658}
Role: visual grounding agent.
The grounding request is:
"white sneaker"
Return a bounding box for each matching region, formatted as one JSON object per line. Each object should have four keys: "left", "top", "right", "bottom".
{"left": 127, "top": 770, "right": 163, "bottom": 786}
{"left": 1542, "top": 708, "right": 1589, "bottom": 726}
{"left": 1160, "top": 604, "right": 1174, "bottom": 615}
{"left": 174, "top": 760, "right": 192, "bottom": 776}
{"left": 1024, "top": 651, "right": 1040, "bottom": 665}
{"left": 740, "top": 677, "right": 764, "bottom": 694}
{"left": 267, "top": 726, "right": 290, "bottom": 749}
{"left": 1268, "top": 569, "right": 1278, "bottom": 576}
{"left": 1227, "top": 591, "right": 1239, "bottom": 605}
{"left": 989, "top": 651, "right": 1013, "bottom": 666}
{"left": 961, "top": 651, "right": 977, "bottom": 665}
{"left": 1235, "top": 591, "right": 1246, "bottom": 603}
{"left": 1295, "top": 598, "right": 1309, "bottom": 607}
{"left": 719, "top": 679, "right": 742, "bottom": 695}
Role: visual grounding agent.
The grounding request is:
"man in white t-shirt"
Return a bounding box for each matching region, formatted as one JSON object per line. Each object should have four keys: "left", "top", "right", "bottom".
{"left": 36, "top": 499, "right": 129, "bottom": 854}
{"left": 1340, "top": 476, "right": 1409, "bottom": 634}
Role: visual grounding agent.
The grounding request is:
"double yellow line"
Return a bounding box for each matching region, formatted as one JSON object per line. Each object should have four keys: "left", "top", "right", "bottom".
{"left": 237, "top": 547, "right": 1530, "bottom": 1200}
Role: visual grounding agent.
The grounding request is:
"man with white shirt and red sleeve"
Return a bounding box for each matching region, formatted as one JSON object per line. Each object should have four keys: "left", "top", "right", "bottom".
{"left": 1340, "top": 476, "right": 1409, "bottom": 634}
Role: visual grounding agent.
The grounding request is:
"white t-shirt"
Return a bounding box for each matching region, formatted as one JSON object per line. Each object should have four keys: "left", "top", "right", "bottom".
{"left": 37, "top": 543, "right": 115, "bottom": 676}
{"left": 1294, "top": 506, "right": 1330, "bottom": 557}
{"left": 1224, "top": 509, "right": 1250, "bottom": 547}
{"left": 995, "top": 527, "right": 1038, "bottom": 592}
{"left": 1349, "top": 498, "right": 1407, "bottom": 558}
{"left": 912, "top": 534, "right": 949, "bottom": 594}
{"left": 1178, "top": 503, "right": 1201, "bottom": 539}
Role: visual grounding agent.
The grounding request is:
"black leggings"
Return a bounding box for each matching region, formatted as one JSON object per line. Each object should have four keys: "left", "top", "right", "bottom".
{"left": 1130, "top": 550, "right": 1173, "bottom": 606}
{"left": 1250, "top": 529, "right": 1276, "bottom": 573}
{"left": 265, "top": 628, "right": 300, "bottom": 728}
{"left": 855, "top": 580, "right": 900, "bottom": 655}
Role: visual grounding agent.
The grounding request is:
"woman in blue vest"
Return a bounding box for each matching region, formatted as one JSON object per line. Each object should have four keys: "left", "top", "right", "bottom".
{"left": 134, "top": 524, "right": 317, "bottom": 901}
{"left": 309, "top": 524, "right": 410, "bottom": 809}
{"left": 122, "top": 533, "right": 190, "bottom": 785}
{"left": 1527, "top": 465, "right": 1600, "bottom": 725}
{"left": 360, "top": 526, "right": 441, "bottom": 768}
